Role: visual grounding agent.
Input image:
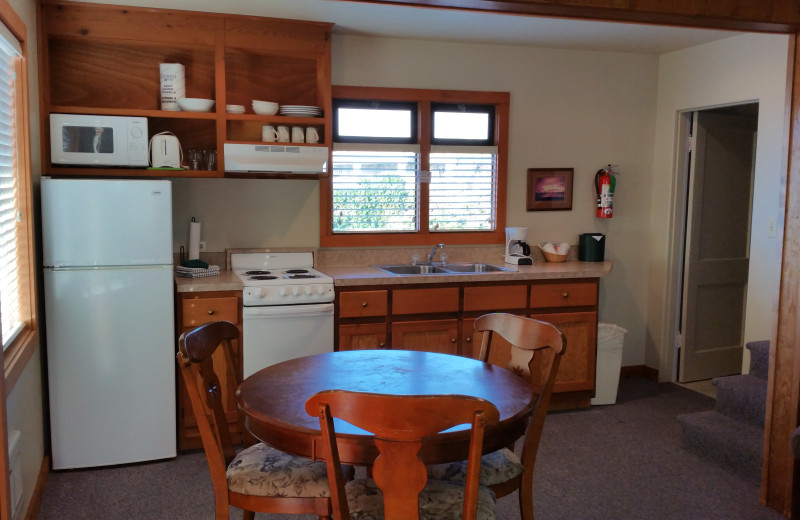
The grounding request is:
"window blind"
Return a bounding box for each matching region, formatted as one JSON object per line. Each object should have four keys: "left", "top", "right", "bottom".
{"left": 0, "top": 24, "right": 22, "bottom": 350}
{"left": 332, "top": 144, "right": 420, "bottom": 233}
{"left": 429, "top": 146, "right": 497, "bottom": 232}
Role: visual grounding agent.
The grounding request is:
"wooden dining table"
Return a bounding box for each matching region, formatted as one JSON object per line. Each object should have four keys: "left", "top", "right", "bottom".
{"left": 236, "top": 349, "right": 535, "bottom": 466}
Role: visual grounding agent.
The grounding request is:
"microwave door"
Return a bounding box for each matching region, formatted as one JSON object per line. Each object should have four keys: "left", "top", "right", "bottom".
{"left": 62, "top": 125, "right": 115, "bottom": 154}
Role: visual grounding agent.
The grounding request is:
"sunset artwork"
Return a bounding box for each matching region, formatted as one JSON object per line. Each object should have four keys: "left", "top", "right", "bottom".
{"left": 535, "top": 176, "right": 566, "bottom": 201}
{"left": 527, "top": 168, "right": 573, "bottom": 211}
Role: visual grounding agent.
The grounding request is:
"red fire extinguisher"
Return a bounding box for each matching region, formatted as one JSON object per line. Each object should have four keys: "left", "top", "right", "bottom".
{"left": 594, "top": 164, "right": 618, "bottom": 219}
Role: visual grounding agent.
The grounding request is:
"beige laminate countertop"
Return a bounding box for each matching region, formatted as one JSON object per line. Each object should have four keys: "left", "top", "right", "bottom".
{"left": 174, "top": 261, "right": 612, "bottom": 292}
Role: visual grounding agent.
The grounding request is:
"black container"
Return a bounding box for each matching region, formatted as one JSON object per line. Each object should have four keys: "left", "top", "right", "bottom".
{"left": 579, "top": 233, "right": 606, "bottom": 262}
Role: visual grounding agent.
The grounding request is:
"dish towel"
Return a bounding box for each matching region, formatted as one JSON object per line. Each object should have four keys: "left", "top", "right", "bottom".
{"left": 176, "top": 265, "right": 220, "bottom": 278}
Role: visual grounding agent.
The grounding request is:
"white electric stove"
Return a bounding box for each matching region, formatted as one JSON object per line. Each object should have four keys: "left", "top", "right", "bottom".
{"left": 230, "top": 252, "right": 335, "bottom": 377}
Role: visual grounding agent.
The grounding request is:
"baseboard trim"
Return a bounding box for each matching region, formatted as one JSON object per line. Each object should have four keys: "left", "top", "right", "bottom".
{"left": 621, "top": 365, "right": 659, "bottom": 381}
{"left": 24, "top": 455, "right": 48, "bottom": 520}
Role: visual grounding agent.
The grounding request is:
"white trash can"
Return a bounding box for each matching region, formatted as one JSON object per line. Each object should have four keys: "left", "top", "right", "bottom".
{"left": 590, "top": 322, "right": 627, "bottom": 405}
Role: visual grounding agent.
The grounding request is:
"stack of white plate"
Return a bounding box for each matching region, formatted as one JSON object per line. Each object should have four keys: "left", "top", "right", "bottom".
{"left": 226, "top": 104, "right": 245, "bottom": 114}
{"left": 252, "top": 100, "right": 279, "bottom": 116}
{"left": 279, "top": 105, "right": 323, "bottom": 117}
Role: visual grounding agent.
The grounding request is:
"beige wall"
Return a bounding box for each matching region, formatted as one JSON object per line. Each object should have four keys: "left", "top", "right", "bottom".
{"left": 173, "top": 35, "right": 661, "bottom": 365}
{"left": 7, "top": 0, "right": 44, "bottom": 516}
{"left": 648, "top": 33, "right": 790, "bottom": 378}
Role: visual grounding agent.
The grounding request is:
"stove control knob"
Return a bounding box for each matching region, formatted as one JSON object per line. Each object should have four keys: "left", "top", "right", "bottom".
{"left": 316, "top": 286, "right": 325, "bottom": 296}
{"left": 304, "top": 286, "right": 312, "bottom": 296}
{"left": 292, "top": 287, "right": 300, "bottom": 297}
{"left": 279, "top": 287, "right": 288, "bottom": 297}
{"left": 260, "top": 288, "right": 268, "bottom": 298}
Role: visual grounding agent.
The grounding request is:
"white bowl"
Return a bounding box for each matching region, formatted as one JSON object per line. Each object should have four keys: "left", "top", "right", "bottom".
{"left": 252, "top": 99, "right": 278, "bottom": 107}
{"left": 177, "top": 98, "right": 215, "bottom": 112}
{"left": 252, "top": 104, "right": 279, "bottom": 116}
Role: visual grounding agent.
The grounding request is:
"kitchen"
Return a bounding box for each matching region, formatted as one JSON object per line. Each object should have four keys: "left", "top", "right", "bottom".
{"left": 2, "top": 0, "right": 797, "bottom": 518}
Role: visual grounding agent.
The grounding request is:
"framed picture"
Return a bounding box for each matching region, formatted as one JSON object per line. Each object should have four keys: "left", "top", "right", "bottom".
{"left": 526, "top": 168, "right": 573, "bottom": 211}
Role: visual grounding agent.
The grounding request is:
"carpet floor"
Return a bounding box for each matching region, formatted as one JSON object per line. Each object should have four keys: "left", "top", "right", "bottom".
{"left": 37, "top": 378, "right": 785, "bottom": 520}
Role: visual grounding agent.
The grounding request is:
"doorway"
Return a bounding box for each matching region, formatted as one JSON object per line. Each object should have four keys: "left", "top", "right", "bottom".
{"left": 676, "top": 103, "right": 759, "bottom": 383}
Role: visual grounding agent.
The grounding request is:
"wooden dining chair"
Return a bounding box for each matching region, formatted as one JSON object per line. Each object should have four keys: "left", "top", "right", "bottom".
{"left": 177, "top": 320, "right": 350, "bottom": 520}
{"left": 306, "top": 390, "right": 501, "bottom": 520}
{"left": 427, "top": 312, "right": 567, "bottom": 520}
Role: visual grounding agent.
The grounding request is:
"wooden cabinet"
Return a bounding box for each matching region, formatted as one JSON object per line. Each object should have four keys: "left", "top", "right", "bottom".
{"left": 38, "top": 1, "right": 332, "bottom": 178}
{"left": 175, "top": 290, "right": 243, "bottom": 451}
{"left": 335, "top": 278, "right": 600, "bottom": 407}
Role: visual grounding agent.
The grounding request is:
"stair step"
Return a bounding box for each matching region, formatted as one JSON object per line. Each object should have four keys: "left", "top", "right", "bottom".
{"left": 677, "top": 410, "right": 763, "bottom": 482}
{"left": 746, "top": 340, "right": 770, "bottom": 380}
{"left": 713, "top": 374, "right": 766, "bottom": 427}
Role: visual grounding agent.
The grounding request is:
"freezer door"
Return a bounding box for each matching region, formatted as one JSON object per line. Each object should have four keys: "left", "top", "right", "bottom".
{"left": 41, "top": 177, "right": 172, "bottom": 267}
{"left": 45, "top": 266, "right": 176, "bottom": 469}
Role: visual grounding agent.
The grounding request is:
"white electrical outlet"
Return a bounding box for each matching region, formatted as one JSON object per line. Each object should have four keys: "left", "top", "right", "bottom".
{"left": 199, "top": 241, "right": 207, "bottom": 252}
{"left": 768, "top": 219, "right": 777, "bottom": 238}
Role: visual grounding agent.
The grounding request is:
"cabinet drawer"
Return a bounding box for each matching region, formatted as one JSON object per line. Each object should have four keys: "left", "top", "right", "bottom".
{"left": 339, "top": 290, "right": 388, "bottom": 318}
{"left": 182, "top": 297, "right": 239, "bottom": 327}
{"left": 530, "top": 282, "right": 597, "bottom": 309}
{"left": 393, "top": 287, "right": 459, "bottom": 315}
{"left": 464, "top": 285, "right": 527, "bottom": 311}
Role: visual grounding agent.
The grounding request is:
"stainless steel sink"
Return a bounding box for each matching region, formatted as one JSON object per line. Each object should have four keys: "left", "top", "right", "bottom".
{"left": 376, "top": 264, "right": 450, "bottom": 275}
{"left": 440, "top": 263, "right": 513, "bottom": 273}
{"left": 376, "top": 263, "right": 513, "bottom": 275}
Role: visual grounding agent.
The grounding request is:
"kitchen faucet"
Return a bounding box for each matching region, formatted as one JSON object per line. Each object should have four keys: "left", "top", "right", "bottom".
{"left": 427, "top": 243, "right": 445, "bottom": 264}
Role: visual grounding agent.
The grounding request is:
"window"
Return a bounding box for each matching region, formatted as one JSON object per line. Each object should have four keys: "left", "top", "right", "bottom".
{"left": 322, "top": 87, "right": 508, "bottom": 247}
{"left": 0, "top": 0, "right": 36, "bottom": 389}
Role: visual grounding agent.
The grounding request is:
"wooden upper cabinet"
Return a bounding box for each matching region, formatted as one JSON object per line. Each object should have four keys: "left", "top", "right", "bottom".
{"left": 38, "top": 0, "right": 333, "bottom": 178}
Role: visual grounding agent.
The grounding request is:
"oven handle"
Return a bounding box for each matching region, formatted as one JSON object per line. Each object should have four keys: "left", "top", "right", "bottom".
{"left": 243, "top": 302, "right": 334, "bottom": 318}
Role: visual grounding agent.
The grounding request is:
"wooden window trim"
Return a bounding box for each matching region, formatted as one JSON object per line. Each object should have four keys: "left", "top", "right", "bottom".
{"left": 321, "top": 86, "right": 509, "bottom": 248}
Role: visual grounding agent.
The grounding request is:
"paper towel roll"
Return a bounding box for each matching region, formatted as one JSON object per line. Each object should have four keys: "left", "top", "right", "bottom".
{"left": 160, "top": 63, "right": 185, "bottom": 111}
{"left": 188, "top": 220, "right": 201, "bottom": 260}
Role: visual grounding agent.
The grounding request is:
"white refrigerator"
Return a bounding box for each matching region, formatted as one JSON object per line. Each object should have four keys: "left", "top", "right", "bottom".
{"left": 42, "top": 177, "right": 176, "bottom": 469}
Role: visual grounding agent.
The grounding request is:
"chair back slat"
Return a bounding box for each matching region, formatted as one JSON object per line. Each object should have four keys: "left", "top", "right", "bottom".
{"left": 176, "top": 321, "right": 241, "bottom": 481}
{"left": 307, "top": 391, "right": 500, "bottom": 520}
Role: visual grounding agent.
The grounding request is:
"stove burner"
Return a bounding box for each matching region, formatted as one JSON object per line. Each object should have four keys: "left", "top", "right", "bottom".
{"left": 286, "top": 274, "right": 317, "bottom": 279}
{"left": 250, "top": 275, "right": 278, "bottom": 280}
{"left": 245, "top": 270, "right": 272, "bottom": 275}
{"left": 284, "top": 269, "right": 310, "bottom": 274}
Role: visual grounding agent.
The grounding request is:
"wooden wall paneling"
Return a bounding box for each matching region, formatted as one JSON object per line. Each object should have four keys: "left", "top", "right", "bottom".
{"left": 763, "top": 30, "right": 800, "bottom": 518}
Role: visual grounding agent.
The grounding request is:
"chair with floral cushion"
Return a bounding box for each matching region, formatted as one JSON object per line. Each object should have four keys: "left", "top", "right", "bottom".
{"left": 306, "top": 390, "right": 501, "bottom": 520}
{"left": 426, "top": 313, "right": 566, "bottom": 520}
{"left": 177, "top": 320, "right": 352, "bottom": 520}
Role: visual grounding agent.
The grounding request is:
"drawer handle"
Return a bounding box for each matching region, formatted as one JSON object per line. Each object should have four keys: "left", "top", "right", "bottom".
{"left": 562, "top": 292, "right": 569, "bottom": 298}
{"left": 208, "top": 310, "right": 215, "bottom": 315}
{"left": 379, "top": 342, "right": 386, "bottom": 348}
{"left": 362, "top": 302, "right": 368, "bottom": 308}
{"left": 465, "top": 337, "right": 472, "bottom": 343}
{"left": 450, "top": 338, "right": 457, "bottom": 343}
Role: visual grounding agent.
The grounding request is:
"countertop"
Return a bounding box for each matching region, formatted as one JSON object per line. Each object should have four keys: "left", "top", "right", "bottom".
{"left": 174, "top": 260, "right": 613, "bottom": 292}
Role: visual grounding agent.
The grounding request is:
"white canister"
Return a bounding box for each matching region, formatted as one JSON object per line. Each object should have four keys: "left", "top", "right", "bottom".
{"left": 160, "top": 63, "right": 185, "bottom": 111}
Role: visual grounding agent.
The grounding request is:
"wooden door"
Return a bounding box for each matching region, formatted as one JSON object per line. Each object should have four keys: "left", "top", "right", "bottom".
{"left": 679, "top": 108, "right": 756, "bottom": 382}
{"left": 531, "top": 311, "right": 597, "bottom": 393}
{"left": 339, "top": 323, "right": 388, "bottom": 350}
{"left": 392, "top": 319, "right": 459, "bottom": 355}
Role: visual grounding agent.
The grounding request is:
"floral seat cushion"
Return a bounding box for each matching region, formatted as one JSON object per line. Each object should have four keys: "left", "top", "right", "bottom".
{"left": 426, "top": 448, "right": 524, "bottom": 486}
{"left": 344, "top": 477, "right": 496, "bottom": 520}
{"left": 227, "top": 442, "right": 340, "bottom": 497}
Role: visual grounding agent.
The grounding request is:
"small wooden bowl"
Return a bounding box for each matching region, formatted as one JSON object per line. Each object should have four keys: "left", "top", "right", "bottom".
{"left": 543, "top": 251, "right": 569, "bottom": 263}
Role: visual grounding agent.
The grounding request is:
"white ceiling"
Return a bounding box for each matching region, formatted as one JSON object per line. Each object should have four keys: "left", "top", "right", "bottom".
{"left": 92, "top": 0, "right": 746, "bottom": 54}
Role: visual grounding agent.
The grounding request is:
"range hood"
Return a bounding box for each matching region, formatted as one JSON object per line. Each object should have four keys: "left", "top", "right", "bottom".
{"left": 224, "top": 143, "right": 328, "bottom": 174}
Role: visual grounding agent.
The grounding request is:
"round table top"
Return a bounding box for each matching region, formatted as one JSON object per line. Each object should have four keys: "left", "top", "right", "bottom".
{"left": 237, "top": 349, "right": 535, "bottom": 465}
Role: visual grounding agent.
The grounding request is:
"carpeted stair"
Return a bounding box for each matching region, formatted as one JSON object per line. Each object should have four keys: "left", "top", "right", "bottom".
{"left": 677, "top": 340, "right": 769, "bottom": 482}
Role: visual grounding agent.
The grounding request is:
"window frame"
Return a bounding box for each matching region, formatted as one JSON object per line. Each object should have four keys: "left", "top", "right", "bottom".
{"left": 321, "top": 86, "right": 508, "bottom": 248}
{"left": 0, "top": 0, "right": 36, "bottom": 395}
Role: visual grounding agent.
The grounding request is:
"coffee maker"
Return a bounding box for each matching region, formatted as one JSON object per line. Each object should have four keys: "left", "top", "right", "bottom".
{"left": 504, "top": 227, "right": 532, "bottom": 265}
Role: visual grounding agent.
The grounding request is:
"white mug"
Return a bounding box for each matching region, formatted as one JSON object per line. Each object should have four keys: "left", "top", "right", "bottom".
{"left": 291, "top": 126, "right": 305, "bottom": 143}
{"left": 261, "top": 125, "right": 278, "bottom": 142}
{"left": 276, "top": 125, "right": 290, "bottom": 142}
{"left": 305, "top": 127, "right": 320, "bottom": 144}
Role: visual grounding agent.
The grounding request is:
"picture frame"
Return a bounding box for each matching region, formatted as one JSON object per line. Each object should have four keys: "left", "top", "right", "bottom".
{"left": 526, "top": 168, "right": 574, "bottom": 211}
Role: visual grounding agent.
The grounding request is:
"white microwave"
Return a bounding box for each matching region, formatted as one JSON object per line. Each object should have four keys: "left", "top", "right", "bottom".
{"left": 50, "top": 114, "right": 149, "bottom": 167}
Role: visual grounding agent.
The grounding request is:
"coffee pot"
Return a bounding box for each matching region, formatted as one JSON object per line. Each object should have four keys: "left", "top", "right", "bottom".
{"left": 505, "top": 227, "right": 532, "bottom": 265}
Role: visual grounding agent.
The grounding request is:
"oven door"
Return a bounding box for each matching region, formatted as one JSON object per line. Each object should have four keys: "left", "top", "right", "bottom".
{"left": 242, "top": 302, "right": 334, "bottom": 378}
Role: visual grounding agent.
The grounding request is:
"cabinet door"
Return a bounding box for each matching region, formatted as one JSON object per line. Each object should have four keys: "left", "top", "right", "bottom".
{"left": 392, "top": 319, "right": 459, "bottom": 355}
{"left": 531, "top": 311, "right": 597, "bottom": 393}
{"left": 339, "top": 323, "right": 388, "bottom": 351}
{"left": 530, "top": 281, "right": 597, "bottom": 309}
{"left": 177, "top": 293, "right": 242, "bottom": 451}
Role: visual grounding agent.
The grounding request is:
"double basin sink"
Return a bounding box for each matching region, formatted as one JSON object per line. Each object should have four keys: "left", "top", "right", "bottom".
{"left": 376, "top": 262, "right": 514, "bottom": 276}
